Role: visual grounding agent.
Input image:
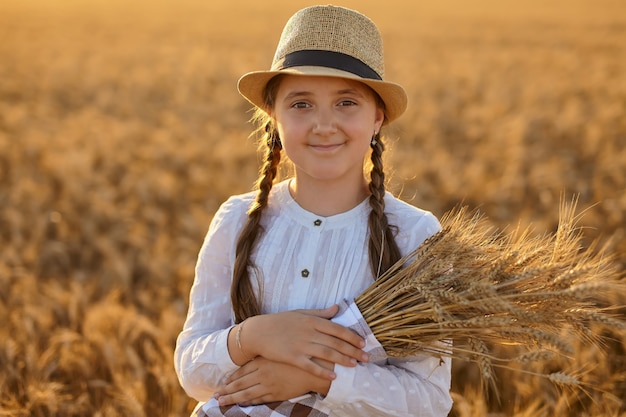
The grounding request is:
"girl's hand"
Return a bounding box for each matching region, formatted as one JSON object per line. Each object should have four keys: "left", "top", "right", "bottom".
{"left": 239, "top": 305, "right": 369, "bottom": 380}
{"left": 215, "top": 357, "right": 333, "bottom": 406}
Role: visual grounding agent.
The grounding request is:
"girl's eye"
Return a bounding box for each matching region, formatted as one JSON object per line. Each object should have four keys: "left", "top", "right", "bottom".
{"left": 338, "top": 100, "right": 357, "bottom": 107}
{"left": 292, "top": 102, "right": 310, "bottom": 109}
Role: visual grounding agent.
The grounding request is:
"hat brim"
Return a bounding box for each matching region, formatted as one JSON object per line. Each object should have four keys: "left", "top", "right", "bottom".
{"left": 237, "top": 66, "right": 407, "bottom": 123}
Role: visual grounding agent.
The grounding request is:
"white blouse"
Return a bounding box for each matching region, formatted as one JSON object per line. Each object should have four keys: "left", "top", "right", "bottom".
{"left": 175, "top": 180, "right": 452, "bottom": 417}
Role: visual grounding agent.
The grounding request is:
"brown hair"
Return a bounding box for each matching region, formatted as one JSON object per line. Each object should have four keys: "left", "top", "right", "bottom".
{"left": 231, "top": 76, "right": 401, "bottom": 323}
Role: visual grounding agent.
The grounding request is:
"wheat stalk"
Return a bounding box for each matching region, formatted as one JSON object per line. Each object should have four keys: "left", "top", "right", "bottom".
{"left": 354, "top": 201, "right": 625, "bottom": 393}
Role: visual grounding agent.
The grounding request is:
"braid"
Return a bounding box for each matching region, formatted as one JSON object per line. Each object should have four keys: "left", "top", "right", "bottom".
{"left": 367, "top": 132, "right": 402, "bottom": 279}
{"left": 231, "top": 123, "right": 282, "bottom": 323}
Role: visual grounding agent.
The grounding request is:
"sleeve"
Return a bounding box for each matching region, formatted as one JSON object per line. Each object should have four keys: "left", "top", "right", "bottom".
{"left": 173, "top": 195, "right": 249, "bottom": 402}
{"left": 322, "top": 209, "right": 453, "bottom": 417}
{"left": 324, "top": 356, "right": 452, "bottom": 417}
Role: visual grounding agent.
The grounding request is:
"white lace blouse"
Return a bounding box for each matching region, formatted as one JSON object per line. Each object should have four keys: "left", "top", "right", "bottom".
{"left": 174, "top": 180, "right": 452, "bottom": 417}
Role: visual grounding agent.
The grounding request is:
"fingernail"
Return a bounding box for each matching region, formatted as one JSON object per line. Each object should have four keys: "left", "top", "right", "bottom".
{"left": 213, "top": 392, "right": 220, "bottom": 399}
{"left": 361, "top": 352, "right": 370, "bottom": 362}
{"left": 349, "top": 358, "right": 357, "bottom": 366}
{"left": 328, "top": 371, "right": 337, "bottom": 380}
{"left": 360, "top": 339, "right": 366, "bottom": 348}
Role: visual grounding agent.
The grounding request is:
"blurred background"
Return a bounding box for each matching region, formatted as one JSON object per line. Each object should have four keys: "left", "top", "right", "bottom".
{"left": 1, "top": 0, "right": 625, "bottom": 415}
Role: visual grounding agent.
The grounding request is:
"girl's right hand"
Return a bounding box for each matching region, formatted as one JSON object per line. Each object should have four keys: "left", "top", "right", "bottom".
{"left": 238, "top": 304, "right": 369, "bottom": 380}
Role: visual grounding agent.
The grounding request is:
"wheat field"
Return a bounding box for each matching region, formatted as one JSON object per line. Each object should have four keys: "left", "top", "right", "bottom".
{"left": 1, "top": 0, "right": 625, "bottom": 416}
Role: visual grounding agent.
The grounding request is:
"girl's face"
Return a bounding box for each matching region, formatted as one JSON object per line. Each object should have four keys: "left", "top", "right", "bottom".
{"left": 272, "top": 75, "right": 385, "bottom": 186}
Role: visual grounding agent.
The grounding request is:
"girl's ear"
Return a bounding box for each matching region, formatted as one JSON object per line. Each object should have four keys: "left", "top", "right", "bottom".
{"left": 374, "top": 107, "right": 385, "bottom": 132}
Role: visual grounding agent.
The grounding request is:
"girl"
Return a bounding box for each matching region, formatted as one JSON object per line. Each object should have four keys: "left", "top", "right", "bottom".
{"left": 175, "top": 5, "right": 452, "bottom": 417}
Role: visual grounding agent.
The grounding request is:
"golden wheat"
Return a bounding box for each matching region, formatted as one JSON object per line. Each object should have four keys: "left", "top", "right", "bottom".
{"left": 356, "top": 203, "right": 625, "bottom": 398}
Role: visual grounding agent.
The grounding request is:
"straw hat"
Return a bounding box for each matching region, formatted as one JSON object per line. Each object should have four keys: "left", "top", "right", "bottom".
{"left": 237, "top": 5, "right": 408, "bottom": 123}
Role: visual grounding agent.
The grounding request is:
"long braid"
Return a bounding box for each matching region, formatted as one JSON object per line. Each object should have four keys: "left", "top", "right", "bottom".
{"left": 231, "top": 123, "right": 282, "bottom": 323}
{"left": 367, "top": 132, "right": 402, "bottom": 279}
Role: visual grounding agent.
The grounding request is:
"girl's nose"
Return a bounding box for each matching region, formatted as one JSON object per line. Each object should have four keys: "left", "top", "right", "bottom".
{"left": 312, "top": 108, "right": 337, "bottom": 135}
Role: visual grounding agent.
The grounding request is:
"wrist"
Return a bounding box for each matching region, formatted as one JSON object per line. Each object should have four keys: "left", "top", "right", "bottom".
{"left": 236, "top": 319, "right": 253, "bottom": 362}
{"left": 227, "top": 320, "right": 255, "bottom": 365}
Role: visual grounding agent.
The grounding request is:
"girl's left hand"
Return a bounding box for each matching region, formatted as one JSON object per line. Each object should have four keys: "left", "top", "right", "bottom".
{"left": 215, "top": 357, "right": 333, "bottom": 407}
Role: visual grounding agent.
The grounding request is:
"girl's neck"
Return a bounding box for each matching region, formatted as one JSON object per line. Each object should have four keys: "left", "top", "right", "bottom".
{"left": 288, "top": 176, "right": 370, "bottom": 217}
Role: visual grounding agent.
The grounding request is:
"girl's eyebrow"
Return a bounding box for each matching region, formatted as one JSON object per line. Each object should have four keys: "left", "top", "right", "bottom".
{"left": 336, "top": 88, "right": 364, "bottom": 97}
{"left": 283, "top": 88, "right": 365, "bottom": 101}
{"left": 283, "top": 91, "right": 313, "bottom": 100}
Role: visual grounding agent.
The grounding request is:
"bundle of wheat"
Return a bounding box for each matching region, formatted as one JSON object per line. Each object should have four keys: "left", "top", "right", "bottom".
{"left": 352, "top": 201, "right": 625, "bottom": 392}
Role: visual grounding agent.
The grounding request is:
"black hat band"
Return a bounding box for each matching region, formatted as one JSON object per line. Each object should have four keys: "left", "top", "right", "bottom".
{"left": 277, "top": 50, "right": 382, "bottom": 81}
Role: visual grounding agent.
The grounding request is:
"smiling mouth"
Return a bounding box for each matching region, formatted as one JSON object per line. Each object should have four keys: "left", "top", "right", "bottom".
{"left": 310, "top": 143, "right": 344, "bottom": 152}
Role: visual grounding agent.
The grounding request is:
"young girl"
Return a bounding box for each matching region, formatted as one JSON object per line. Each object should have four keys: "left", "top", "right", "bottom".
{"left": 175, "top": 5, "right": 452, "bottom": 416}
